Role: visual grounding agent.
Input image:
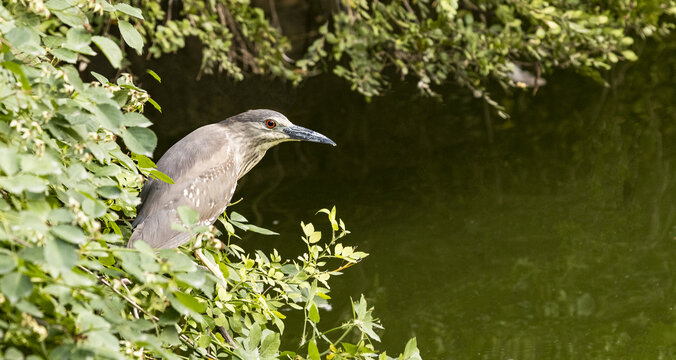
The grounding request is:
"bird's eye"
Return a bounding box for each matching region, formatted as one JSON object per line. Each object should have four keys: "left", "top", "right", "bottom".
{"left": 265, "top": 119, "right": 276, "bottom": 129}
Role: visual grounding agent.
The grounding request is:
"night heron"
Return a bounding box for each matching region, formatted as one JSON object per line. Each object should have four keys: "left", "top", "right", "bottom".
{"left": 127, "top": 109, "right": 336, "bottom": 249}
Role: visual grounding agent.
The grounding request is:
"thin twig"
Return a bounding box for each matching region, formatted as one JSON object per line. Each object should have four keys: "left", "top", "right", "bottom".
{"left": 533, "top": 62, "right": 542, "bottom": 95}
{"left": 165, "top": 0, "right": 174, "bottom": 24}
{"left": 217, "top": 325, "right": 237, "bottom": 348}
{"left": 120, "top": 278, "right": 139, "bottom": 319}
{"left": 78, "top": 265, "right": 159, "bottom": 322}
{"left": 402, "top": 0, "right": 419, "bottom": 23}
{"left": 268, "top": 0, "right": 281, "bottom": 30}
{"left": 217, "top": 3, "right": 259, "bottom": 72}
{"left": 331, "top": 261, "right": 359, "bottom": 273}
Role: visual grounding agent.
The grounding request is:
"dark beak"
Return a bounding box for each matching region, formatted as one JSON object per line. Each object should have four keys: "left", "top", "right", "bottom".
{"left": 284, "top": 125, "right": 336, "bottom": 146}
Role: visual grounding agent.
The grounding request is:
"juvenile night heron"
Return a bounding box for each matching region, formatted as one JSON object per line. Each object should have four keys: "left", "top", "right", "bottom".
{"left": 127, "top": 109, "right": 335, "bottom": 249}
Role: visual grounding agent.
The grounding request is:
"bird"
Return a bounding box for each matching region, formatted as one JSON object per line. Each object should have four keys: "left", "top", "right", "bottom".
{"left": 127, "top": 109, "right": 336, "bottom": 249}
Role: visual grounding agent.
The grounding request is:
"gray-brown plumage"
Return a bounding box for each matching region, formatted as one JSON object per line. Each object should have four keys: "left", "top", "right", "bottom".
{"left": 128, "top": 109, "right": 335, "bottom": 249}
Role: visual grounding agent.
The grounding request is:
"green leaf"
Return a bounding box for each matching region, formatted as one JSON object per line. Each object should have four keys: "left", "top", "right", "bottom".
{"left": 308, "top": 339, "right": 320, "bottom": 360}
{"left": 0, "top": 174, "right": 48, "bottom": 194}
{"left": 50, "top": 48, "right": 78, "bottom": 63}
{"left": 0, "top": 249, "right": 17, "bottom": 275}
{"left": 150, "top": 169, "right": 174, "bottom": 184}
{"left": 123, "top": 112, "right": 153, "bottom": 127}
{"left": 246, "top": 224, "right": 279, "bottom": 235}
{"left": 6, "top": 27, "right": 44, "bottom": 56}
{"left": 309, "top": 231, "right": 321, "bottom": 243}
{"left": 4, "top": 348, "right": 23, "bottom": 360}
{"left": 20, "top": 154, "right": 61, "bottom": 175}
{"left": 92, "top": 36, "right": 122, "bottom": 69}
{"left": 93, "top": 103, "right": 124, "bottom": 130}
{"left": 2, "top": 61, "right": 31, "bottom": 90}
{"left": 45, "top": 0, "right": 72, "bottom": 10}
{"left": 90, "top": 71, "right": 109, "bottom": 84}
{"left": 96, "top": 186, "right": 122, "bottom": 199}
{"left": 44, "top": 237, "right": 78, "bottom": 272}
{"left": 147, "top": 69, "right": 162, "bottom": 83}
{"left": 1, "top": 272, "right": 33, "bottom": 303}
{"left": 174, "top": 291, "right": 206, "bottom": 313}
{"left": 118, "top": 20, "right": 144, "bottom": 54}
{"left": 53, "top": 7, "right": 88, "bottom": 27}
{"left": 401, "top": 337, "right": 422, "bottom": 360}
{"left": 64, "top": 27, "right": 96, "bottom": 55}
{"left": 122, "top": 126, "right": 157, "bottom": 157}
{"left": 248, "top": 323, "right": 262, "bottom": 350}
{"left": 309, "top": 303, "right": 320, "bottom": 323}
{"left": 622, "top": 50, "right": 638, "bottom": 61}
{"left": 133, "top": 153, "right": 156, "bottom": 168}
{"left": 230, "top": 211, "right": 248, "bottom": 223}
{"left": 51, "top": 225, "right": 86, "bottom": 244}
{"left": 260, "top": 332, "right": 281, "bottom": 357}
{"left": 0, "top": 147, "right": 20, "bottom": 175}
{"left": 177, "top": 206, "right": 199, "bottom": 226}
{"left": 116, "top": 3, "right": 144, "bottom": 19}
{"left": 147, "top": 98, "right": 162, "bottom": 113}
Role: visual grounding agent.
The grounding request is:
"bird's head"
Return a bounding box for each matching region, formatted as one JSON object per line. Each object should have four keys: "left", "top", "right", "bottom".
{"left": 225, "top": 109, "right": 336, "bottom": 151}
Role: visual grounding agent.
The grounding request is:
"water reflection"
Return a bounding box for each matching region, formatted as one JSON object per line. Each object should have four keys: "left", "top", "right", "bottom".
{"left": 138, "top": 38, "right": 676, "bottom": 359}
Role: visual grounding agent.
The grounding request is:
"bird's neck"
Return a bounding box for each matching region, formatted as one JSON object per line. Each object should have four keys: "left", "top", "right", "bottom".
{"left": 220, "top": 121, "right": 272, "bottom": 180}
{"left": 237, "top": 148, "right": 266, "bottom": 180}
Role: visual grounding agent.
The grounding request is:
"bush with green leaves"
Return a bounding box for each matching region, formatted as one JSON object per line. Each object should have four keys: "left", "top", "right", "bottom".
{"left": 0, "top": 1, "right": 420, "bottom": 359}
{"left": 131, "top": 0, "right": 674, "bottom": 114}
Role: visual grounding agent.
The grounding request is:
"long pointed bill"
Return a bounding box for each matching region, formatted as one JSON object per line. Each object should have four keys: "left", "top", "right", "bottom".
{"left": 283, "top": 125, "right": 337, "bottom": 146}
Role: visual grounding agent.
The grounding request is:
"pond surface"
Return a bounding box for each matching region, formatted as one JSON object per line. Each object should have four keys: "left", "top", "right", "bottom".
{"left": 137, "top": 39, "right": 676, "bottom": 359}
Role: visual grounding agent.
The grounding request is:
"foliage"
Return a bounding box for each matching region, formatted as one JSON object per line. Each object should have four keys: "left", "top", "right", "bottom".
{"left": 127, "top": 0, "right": 675, "bottom": 115}
{"left": 0, "top": 1, "right": 420, "bottom": 359}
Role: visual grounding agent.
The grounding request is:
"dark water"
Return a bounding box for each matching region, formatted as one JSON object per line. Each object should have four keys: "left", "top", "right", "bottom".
{"left": 134, "top": 38, "right": 676, "bottom": 359}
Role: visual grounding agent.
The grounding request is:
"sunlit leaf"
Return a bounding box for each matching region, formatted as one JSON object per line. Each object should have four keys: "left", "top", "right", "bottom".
{"left": 309, "top": 303, "right": 320, "bottom": 323}
{"left": 147, "top": 98, "right": 162, "bottom": 113}
{"left": 147, "top": 69, "right": 162, "bottom": 83}
{"left": 44, "top": 237, "right": 78, "bottom": 272}
{"left": 90, "top": 71, "right": 109, "bottom": 84}
{"left": 92, "top": 36, "right": 122, "bottom": 68}
{"left": 246, "top": 224, "right": 279, "bottom": 236}
{"left": 150, "top": 169, "right": 174, "bottom": 184}
{"left": 118, "top": 20, "right": 144, "bottom": 54}
{"left": 304, "top": 339, "right": 319, "bottom": 360}
{"left": 0, "top": 174, "right": 48, "bottom": 194}
{"left": 174, "top": 291, "right": 206, "bottom": 313}
{"left": 122, "top": 126, "right": 157, "bottom": 157}
{"left": 401, "top": 337, "right": 422, "bottom": 360}
{"left": 0, "top": 249, "right": 17, "bottom": 275}
{"left": 115, "top": 3, "right": 144, "bottom": 19}
{"left": 51, "top": 225, "right": 86, "bottom": 244}
{"left": 1, "top": 61, "right": 31, "bottom": 90}
{"left": 1, "top": 272, "right": 33, "bottom": 303}
{"left": 93, "top": 103, "right": 124, "bottom": 130}
{"left": 123, "top": 112, "right": 153, "bottom": 127}
{"left": 51, "top": 48, "right": 78, "bottom": 63}
{"left": 177, "top": 206, "right": 199, "bottom": 226}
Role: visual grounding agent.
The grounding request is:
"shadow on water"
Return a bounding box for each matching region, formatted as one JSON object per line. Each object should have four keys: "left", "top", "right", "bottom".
{"left": 132, "top": 37, "right": 676, "bottom": 359}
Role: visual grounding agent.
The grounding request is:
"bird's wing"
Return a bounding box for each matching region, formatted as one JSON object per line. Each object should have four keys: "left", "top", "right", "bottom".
{"left": 133, "top": 124, "right": 225, "bottom": 226}
{"left": 129, "top": 124, "right": 239, "bottom": 248}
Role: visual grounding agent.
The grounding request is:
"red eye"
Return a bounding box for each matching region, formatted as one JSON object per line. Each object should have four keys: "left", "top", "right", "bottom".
{"left": 265, "top": 119, "right": 276, "bottom": 129}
